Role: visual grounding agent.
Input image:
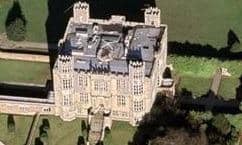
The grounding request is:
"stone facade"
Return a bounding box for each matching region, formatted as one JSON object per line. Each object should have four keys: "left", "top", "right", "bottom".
{"left": 53, "top": 2, "right": 168, "bottom": 126}
{"left": 0, "top": 1, "right": 169, "bottom": 127}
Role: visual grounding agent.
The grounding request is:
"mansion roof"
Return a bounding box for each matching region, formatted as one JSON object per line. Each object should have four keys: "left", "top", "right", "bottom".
{"left": 59, "top": 20, "right": 165, "bottom": 76}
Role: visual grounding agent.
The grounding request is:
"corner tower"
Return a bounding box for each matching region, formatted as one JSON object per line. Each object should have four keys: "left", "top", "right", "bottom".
{"left": 73, "top": 2, "right": 90, "bottom": 23}
{"left": 144, "top": 7, "right": 160, "bottom": 27}
{"left": 53, "top": 52, "right": 76, "bottom": 121}
{"left": 129, "top": 60, "right": 146, "bottom": 125}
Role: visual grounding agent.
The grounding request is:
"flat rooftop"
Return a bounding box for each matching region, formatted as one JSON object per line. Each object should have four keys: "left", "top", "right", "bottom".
{"left": 59, "top": 21, "right": 165, "bottom": 76}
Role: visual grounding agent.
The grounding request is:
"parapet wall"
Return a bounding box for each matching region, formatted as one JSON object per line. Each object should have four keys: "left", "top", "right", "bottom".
{"left": 0, "top": 51, "right": 49, "bottom": 62}
{"left": 0, "top": 98, "right": 56, "bottom": 115}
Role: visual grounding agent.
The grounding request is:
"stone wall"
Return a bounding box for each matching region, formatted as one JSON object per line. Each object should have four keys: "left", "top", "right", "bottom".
{"left": 0, "top": 95, "right": 55, "bottom": 115}
{"left": 0, "top": 51, "right": 49, "bottom": 62}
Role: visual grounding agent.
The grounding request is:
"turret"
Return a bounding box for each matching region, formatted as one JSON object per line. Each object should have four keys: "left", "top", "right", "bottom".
{"left": 129, "top": 60, "right": 145, "bottom": 125}
{"left": 73, "top": 2, "right": 90, "bottom": 23}
{"left": 144, "top": 7, "right": 160, "bottom": 27}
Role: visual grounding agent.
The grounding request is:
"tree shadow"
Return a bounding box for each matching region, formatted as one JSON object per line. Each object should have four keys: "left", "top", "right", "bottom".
{"left": 77, "top": 135, "right": 85, "bottom": 145}
{"left": 163, "top": 67, "right": 172, "bottom": 79}
{"left": 168, "top": 29, "right": 242, "bottom": 60}
{"left": 34, "top": 137, "right": 43, "bottom": 145}
{"left": 236, "top": 75, "right": 242, "bottom": 101}
{"left": 7, "top": 114, "right": 14, "bottom": 122}
{"left": 177, "top": 88, "right": 241, "bottom": 114}
{"left": 5, "top": 0, "right": 26, "bottom": 28}
{"left": 39, "top": 118, "right": 50, "bottom": 137}
{"left": 131, "top": 95, "right": 188, "bottom": 145}
{"left": 227, "top": 29, "right": 240, "bottom": 47}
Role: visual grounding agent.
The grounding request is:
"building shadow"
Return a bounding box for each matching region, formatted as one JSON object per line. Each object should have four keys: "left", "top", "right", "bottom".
{"left": 45, "top": 0, "right": 156, "bottom": 70}
{"left": 0, "top": 82, "right": 50, "bottom": 98}
{"left": 87, "top": 0, "right": 155, "bottom": 22}
{"left": 168, "top": 29, "right": 242, "bottom": 60}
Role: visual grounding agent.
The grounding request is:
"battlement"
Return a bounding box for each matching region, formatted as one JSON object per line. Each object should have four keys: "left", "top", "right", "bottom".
{"left": 145, "top": 7, "right": 160, "bottom": 15}
{"left": 73, "top": 1, "right": 90, "bottom": 23}
{"left": 129, "top": 60, "right": 144, "bottom": 68}
{"left": 58, "top": 55, "right": 72, "bottom": 62}
{"left": 73, "top": 1, "right": 89, "bottom": 9}
{"left": 144, "top": 7, "right": 161, "bottom": 27}
{"left": 72, "top": 1, "right": 161, "bottom": 27}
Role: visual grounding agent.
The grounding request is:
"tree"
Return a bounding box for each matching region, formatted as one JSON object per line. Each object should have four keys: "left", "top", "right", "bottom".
{"left": 40, "top": 130, "right": 48, "bottom": 144}
{"left": 187, "top": 111, "right": 213, "bottom": 130}
{"left": 6, "top": 18, "right": 26, "bottom": 41}
{"left": 5, "top": 0, "right": 26, "bottom": 41}
{"left": 81, "top": 120, "right": 87, "bottom": 132}
{"left": 7, "top": 114, "right": 15, "bottom": 133}
{"left": 77, "top": 136, "right": 85, "bottom": 145}
{"left": 226, "top": 126, "right": 239, "bottom": 145}
{"left": 42, "top": 119, "right": 50, "bottom": 132}
{"left": 211, "top": 114, "right": 231, "bottom": 135}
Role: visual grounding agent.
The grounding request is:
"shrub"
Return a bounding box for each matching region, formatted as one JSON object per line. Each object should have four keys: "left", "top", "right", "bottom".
{"left": 81, "top": 120, "right": 87, "bottom": 132}
{"left": 6, "top": 18, "right": 26, "bottom": 41}
{"left": 42, "top": 119, "right": 50, "bottom": 132}
{"left": 40, "top": 130, "right": 48, "bottom": 143}
{"left": 77, "top": 136, "right": 85, "bottom": 145}
{"left": 105, "top": 127, "right": 111, "bottom": 134}
{"left": 211, "top": 114, "right": 231, "bottom": 135}
{"left": 7, "top": 114, "right": 15, "bottom": 132}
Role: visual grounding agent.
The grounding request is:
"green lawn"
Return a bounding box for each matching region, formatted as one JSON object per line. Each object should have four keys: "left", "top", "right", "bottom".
{"left": 1, "top": 0, "right": 242, "bottom": 46}
{"left": 0, "top": 114, "right": 33, "bottom": 145}
{"left": 104, "top": 121, "right": 136, "bottom": 145}
{"left": 0, "top": 114, "right": 137, "bottom": 145}
{"left": 218, "top": 78, "right": 240, "bottom": 100}
{"left": 226, "top": 114, "right": 242, "bottom": 131}
{"left": 31, "top": 116, "right": 83, "bottom": 145}
{"left": 0, "top": 0, "right": 48, "bottom": 42}
{"left": 0, "top": 59, "right": 50, "bottom": 84}
{"left": 178, "top": 76, "right": 211, "bottom": 97}
{"left": 169, "top": 55, "right": 242, "bottom": 98}
{"left": 156, "top": 0, "right": 242, "bottom": 48}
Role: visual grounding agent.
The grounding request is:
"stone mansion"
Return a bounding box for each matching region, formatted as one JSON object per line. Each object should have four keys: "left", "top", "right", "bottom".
{"left": 0, "top": 2, "right": 172, "bottom": 126}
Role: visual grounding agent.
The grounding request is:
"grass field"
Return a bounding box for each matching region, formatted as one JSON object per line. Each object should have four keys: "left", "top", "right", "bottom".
{"left": 31, "top": 116, "right": 83, "bottom": 145}
{"left": 156, "top": 0, "right": 242, "bottom": 48}
{"left": 0, "top": 0, "right": 242, "bottom": 46}
{"left": 0, "top": 114, "right": 33, "bottom": 145}
{"left": 0, "top": 114, "right": 137, "bottom": 145}
{"left": 226, "top": 114, "right": 242, "bottom": 131}
{"left": 0, "top": 59, "right": 50, "bottom": 84}
{"left": 104, "top": 121, "right": 136, "bottom": 145}
{"left": 0, "top": 0, "right": 48, "bottom": 42}
{"left": 169, "top": 55, "right": 242, "bottom": 98}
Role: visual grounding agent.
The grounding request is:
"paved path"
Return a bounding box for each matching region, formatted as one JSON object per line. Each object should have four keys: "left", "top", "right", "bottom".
{"left": 209, "top": 68, "right": 223, "bottom": 97}
{"left": 25, "top": 113, "right": 41, "bottom": 145}
{"left": 0, "top": 33, "right": 57, "bottom": 53}
{"left": 177, "top": 68, "right": 240, "bottom": 114}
